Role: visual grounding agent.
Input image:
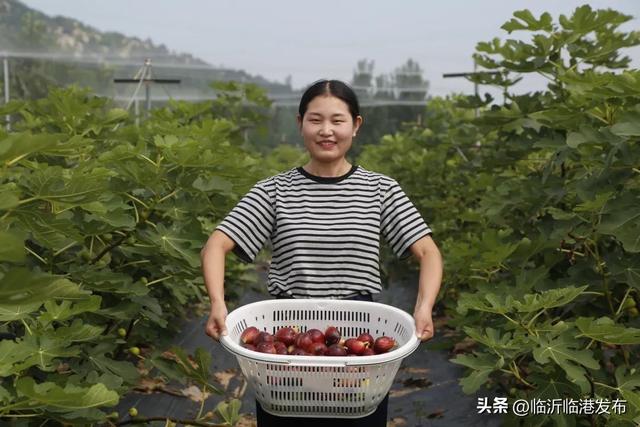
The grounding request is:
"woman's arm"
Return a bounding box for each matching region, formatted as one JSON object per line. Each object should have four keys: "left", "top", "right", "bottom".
{"left": 409, "top": 235, "right": 443, "bottom": 341}
{"left": 200, "top": 230, "right": 236, "bottom": 340}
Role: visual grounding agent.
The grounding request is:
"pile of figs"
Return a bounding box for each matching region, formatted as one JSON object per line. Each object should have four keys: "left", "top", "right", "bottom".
{"left": 239, "top": 325, "right": 396, "bottom": 356}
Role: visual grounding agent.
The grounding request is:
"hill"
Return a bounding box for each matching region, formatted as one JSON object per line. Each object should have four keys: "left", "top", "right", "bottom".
{"left": 0, "top": 0, "right": 292, "bottom": 98}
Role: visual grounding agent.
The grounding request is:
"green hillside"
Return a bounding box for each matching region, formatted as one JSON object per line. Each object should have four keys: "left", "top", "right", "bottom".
{"left": 0, "top": 0, "right": 292, "bottom": 98}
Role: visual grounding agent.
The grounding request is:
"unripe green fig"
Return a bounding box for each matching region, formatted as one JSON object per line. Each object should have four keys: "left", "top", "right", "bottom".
{"left": 498, "top": 228, "right": 510, "bottom": 238}
{"left": 79, "top": 249, "right": 91, "bottom": 261}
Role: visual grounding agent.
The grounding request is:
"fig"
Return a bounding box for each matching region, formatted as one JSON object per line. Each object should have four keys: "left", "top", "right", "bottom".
{"left": 325, "top": 344, "right": 347, "bottom": 356}
{"left": 307, "top": 328, "right": 325, "bottom": 344}
{"left": 307, "top": 342, "right": 328, "bottom": 355}
{"left": 79, "top": 249, "right": 91, "bottom": 261}
{"left": 241, "top": 343, "right": 257, "bottom": 351}
{"left": 345, "top": 338, "right": 366, "bottom": 355}
{"left": 295, "top": 332, "right": 313, "bottom": 351}
{"left": 273, "top": 341, "right": 288, "bottom": 354}
{"left": 362, "top": 347, "right": 375, "bottom": 356}
{"left": 240, "top": 326, "right": 260, "bottom": 345}
{"left": 357, "top": 332, "right": 374, "bottom": 347}
{"left": 256, "top": 342, "right": 277, "bottom": 354}
{"left": 292, "top": 332, "right": 302, "bottom": 345}
{"left": 117, "top": 328, "right": 127, "bottom": 338}
{"left": 290, "top": 347, "right": 310, "bottom": 356}
{"left": 275, "top": 327, "right": 297, "bottom": 346}
{"left": 128, "top": 346, "right": 140, "bottom": 356}
{"left": 255, "top": 331, "right": 274, "bottom": 345}
{"left": 128, "top": 407, "right": 138, "bottom": 417}
{"left": 324, "top": 326, "right": 341, "bottom": 346}
{"left": 373, "top": 336, "right": 395, "bottom": 354}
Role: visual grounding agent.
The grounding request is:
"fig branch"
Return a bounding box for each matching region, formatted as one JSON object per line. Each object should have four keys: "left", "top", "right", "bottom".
{"left": 90, "top": 232, "right": 130, "bottom": 265}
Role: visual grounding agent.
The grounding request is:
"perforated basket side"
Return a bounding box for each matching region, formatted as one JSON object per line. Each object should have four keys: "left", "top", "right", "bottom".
{"left": 235, "top": 356, "right": 401, "bottom": 418}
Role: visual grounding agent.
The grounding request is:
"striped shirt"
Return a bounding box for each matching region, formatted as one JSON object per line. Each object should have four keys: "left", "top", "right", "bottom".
{"left": 216, "top": 165, "right": 432, "bottom": 299}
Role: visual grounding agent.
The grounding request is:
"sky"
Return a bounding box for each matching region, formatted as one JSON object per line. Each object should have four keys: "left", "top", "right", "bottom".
{"left": 18, "top": 0, "right": 640, "bottom": 96}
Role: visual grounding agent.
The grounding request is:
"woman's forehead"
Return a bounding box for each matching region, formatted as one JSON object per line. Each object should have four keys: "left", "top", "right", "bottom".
{"left": 306, "top": 110, "right": 349, "bottom": 117}
{"left": 306, "top": 95, "right": 350, "bottom": 115}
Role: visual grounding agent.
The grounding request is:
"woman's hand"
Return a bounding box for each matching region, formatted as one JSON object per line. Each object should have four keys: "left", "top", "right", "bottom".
{"left": 414, "top": 305, "right": 434, "bottom": 341}
{"left": 201, "top": 230, "right": 235, "bottom": 341}
{"left": 409, "top": 235, "right": 442, "bottom": 342}
{"left": 205, "top": 299, "right": 228, "bottom": 341}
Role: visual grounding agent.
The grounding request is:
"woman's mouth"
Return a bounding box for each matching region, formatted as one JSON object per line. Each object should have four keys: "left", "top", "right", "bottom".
{"left": 317, "top": 140, "right": 337, "bottom": 149}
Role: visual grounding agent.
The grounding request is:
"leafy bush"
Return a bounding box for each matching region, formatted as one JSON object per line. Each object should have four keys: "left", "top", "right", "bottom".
{"left": 359, "top": 6, "right": 640, "bottom": 426}
{"left": 0, "top": 83, "right": 268, "bottom": 424}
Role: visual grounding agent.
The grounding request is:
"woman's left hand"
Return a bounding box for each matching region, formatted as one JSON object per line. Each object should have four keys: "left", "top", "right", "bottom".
{"left": 408, "top": 235, "right": 442, "bottom": 342}
{"left": 413, "top": 307, "right": 435, "bottom": 341}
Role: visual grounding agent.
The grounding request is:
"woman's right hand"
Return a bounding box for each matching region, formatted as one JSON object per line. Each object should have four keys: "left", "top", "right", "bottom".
{"left": 205, "top": 300, "right": 228, "bottom": 341}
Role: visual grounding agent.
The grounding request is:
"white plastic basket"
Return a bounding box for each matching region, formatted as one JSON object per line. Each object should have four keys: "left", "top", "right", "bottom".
{"left": 220, "top": 299, "right": 420, "bottom": 418}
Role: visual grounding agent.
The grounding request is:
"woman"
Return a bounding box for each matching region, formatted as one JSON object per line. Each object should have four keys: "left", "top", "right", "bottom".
{"left": 201, "top": 80, "right": 443, "bottom": 426}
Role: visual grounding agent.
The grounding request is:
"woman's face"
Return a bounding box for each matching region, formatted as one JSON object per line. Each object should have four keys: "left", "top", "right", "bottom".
{"left": 298, "top": 95, "right": 362, "bottom": 164}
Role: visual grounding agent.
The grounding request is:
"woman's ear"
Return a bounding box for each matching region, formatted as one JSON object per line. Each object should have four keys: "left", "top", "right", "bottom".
{"left": 353, "top": 115, "right": 363, "bottom": 137}
{"left": 296, "top": 114, "right": 303, "bottom": 133}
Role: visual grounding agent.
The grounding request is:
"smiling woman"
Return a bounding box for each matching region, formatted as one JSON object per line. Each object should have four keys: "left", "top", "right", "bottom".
{"left": 200, "top": 79, "right": 443, "bottom": 426}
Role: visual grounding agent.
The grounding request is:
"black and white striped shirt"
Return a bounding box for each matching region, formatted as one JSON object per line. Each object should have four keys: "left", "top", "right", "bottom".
{"left": 216, "top": 165, "right": 432, "bottom": 298}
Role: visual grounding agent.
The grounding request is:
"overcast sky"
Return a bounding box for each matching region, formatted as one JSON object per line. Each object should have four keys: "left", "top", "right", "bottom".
{"left": 18, "top": 0, "right": 640, "bottom": 95}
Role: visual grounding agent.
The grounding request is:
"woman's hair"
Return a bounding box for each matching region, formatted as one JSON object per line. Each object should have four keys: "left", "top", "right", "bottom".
{"left": 298, "top": 80, "right": 360, "bottom": 121}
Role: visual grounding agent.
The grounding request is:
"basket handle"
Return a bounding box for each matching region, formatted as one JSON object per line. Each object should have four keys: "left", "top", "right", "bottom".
{"left": 272, "top": 358, "right": 348, "bottom": 368}
{"left": 264, "top": 356, "right": 408, "bottom": 367}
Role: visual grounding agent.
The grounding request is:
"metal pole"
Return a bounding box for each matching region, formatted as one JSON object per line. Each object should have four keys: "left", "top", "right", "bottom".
{"left": 145, "top": 83, "right": 150, "bottom": 116}
{"left": 134, "top": 98, "right": 139, "bottom": 127}
{"left": 473, "top": 59, "right": 479, "bottom": 98}
{"left": 3, "top": 56, "right": 9, "bottom": 131}
{"left": 473, "top": 59, "right": 479, "bottom": 118}
{"left": 144, "top": 58, "right": 151, "bottom": 116}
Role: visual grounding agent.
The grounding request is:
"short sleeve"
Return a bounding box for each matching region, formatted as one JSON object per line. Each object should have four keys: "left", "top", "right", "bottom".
{"left": 216, "top": 181, "right": 275, "bottom": 263}
{"left": 380, "top": 180, "right": 432, "bottom": 259}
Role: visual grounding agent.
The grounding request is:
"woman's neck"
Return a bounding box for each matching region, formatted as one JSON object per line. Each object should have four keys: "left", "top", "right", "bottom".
{"left": 303, "top": 159, "right": 352, "bottom": 177}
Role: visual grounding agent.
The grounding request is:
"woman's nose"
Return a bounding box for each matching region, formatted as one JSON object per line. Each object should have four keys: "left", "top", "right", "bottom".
{"left": 319, "top": 123, "right": 333, "bottom": 135}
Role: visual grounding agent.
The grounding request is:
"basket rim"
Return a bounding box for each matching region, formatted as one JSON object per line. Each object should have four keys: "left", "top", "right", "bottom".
{"left": 220, "top": 299, "right": 420, "bottom": 367}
